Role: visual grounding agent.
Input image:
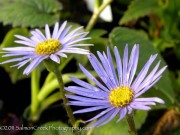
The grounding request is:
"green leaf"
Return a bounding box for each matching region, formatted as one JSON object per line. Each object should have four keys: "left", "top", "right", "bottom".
{"left": 32, "top": 121, "right": 73, "bottom": 135}
{"left": 0, "top": 0, "right": 62, "bottom": 28}
{"left": 88, "top": 29, "right": 107, "bottom": 37}
{"left": 87, "top": 29, "right": 108, "bottom": 54}
{"left": 0, "top": 28, "right": 30, "bottom": 83}
{"left": 109, "top": 27, "right": 175, "bottom": 107}
{"left": 91, "top": 119, "right": 128, "bottom": 135}
{"left": 82, "top": 110, "right": 147, "bottom": 135}
{"left": 119, "top": 0, "right": 162, "bottom": 25}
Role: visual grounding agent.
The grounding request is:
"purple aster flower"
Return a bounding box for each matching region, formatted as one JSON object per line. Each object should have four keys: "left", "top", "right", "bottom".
{"left": 1, "top": 21, "right": 92, "bottom": 75}
{"left": 65, "top": 44, "right": 167, "bottom": 127}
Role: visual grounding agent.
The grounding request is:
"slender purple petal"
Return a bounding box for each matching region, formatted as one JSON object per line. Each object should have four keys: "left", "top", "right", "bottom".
{"left": 92, "top": 110, "right": 115, "bottom": 128}
{"left": 73, "top": 106, "right": 109, "bottom": 114}
{"left": 65, "top": 87, "right": 108, "bottom": 99}
{"left": 131, "top": 54, "right": 158, "bottom": 91}
{"left": 52, "top": 22, "right": 59, "bottom": 39}
{"left": 117, "top": 107, "right": 127, "bottom": 122}
{"left": 50, "top": 54, "right": 60, "bottom": 63}
{"left": 66, "top": 94, "right": 107, "bottom": 103}
{"left": 122, "top": 44, "right": 128, "bottom": 85}
{"left": 23, "top": 56, "right": 47, "bottom": 75}
{"left": 135, "top": 76, "right": 162, "bottom": 97}
{"left": 107, "top": 47, "right": 119, "bottom": 86}
{"left": 134, "top": 97, "right": 164, "bottom": 104}
{"left": 88, "top": 54, "right": 114, "bottom": 89}
{"left": 59, "top": 26, "right": 72, "bottom": 39}
{"left": 68, "top": 77, "right": 104, "bottom": 91}
{"left": 45, "top": 24, "right": 51, "bottom": 39}
{"left": 114, "top": 46, "right": 123, "bottom": 85}
{"left": 135, "top": 61, "right": 161, "bottom": 92}
{"left": 68, "top": 101, "right": 110, "bottom": 106}
{"left": 130, "top": 103, "right": 151, "bottom": 110}
{"left": 98, "top": 108, "right": 120, "bottom": 126}
{"left": 85, "top": 107, "right": 114, "bottom": 123}
{"left": 79, "top": 64, "right": 109, "bottom": 92}
{"left": 98, "top": 51, "right": 118, "bottom": 87}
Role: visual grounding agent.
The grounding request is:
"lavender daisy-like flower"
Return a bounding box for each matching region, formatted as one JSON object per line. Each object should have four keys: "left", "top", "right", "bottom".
{"left": 65, "top": 44, "right": 167, "bottom": 127}
{"left": 1, "top": 21, "right": 92, "bottom": 75}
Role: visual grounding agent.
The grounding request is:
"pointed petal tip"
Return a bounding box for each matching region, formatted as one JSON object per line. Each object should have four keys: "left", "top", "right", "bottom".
{"left": 156, "top": 98, "right": 165, "bottom": 104}
{"left": 133, "top": 43, "right": 139, "bottom": 47}
{"left": 23, "top": 71, "right": 29, "bottom": 76}
{"left": 55, "top": 22, "right": 59, "bottom": 25}
{"left": 85, "top": 43, "right": 93, "bottom": 47}
{"left": 73, "top": 111, "right": 78, "bottom": 114}
{"left": 63, "top": 20, "right": 67, "bottom": 24}
{"left": 14, "top": 34, "right": 23, "bottom": 38}
{"left": 14, "top": 34, "right": 19, "bottom": 38}
{"left": 164, "top": 65, "right": 168, "bottom": 69}
{"left": 153, "top": 53, "right": 158, "bottom": 57}
{"left": 114, "top": 46, "right": 117, "bottom": 49}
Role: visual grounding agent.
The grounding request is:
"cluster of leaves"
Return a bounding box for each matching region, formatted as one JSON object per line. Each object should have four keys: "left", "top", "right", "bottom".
{"left": 0, "top": 0, "right": 180, "bottom": 135}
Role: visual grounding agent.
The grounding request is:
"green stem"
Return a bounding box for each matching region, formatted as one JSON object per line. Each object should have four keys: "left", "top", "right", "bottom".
{"left": 85, "top": 0, "right": 113, "bottom": 31}
{"left": 44, "top": 60, "right": 76, "bottom": 126}
{"left": 43, "top": 55, "right": 73, "bottom": 86}
{"left": 126, "top": 114, "right": 137, "bottom": 135}
{"left": 31, "top": 69, "right": 40, "bottom": 122}
{"left": 54, "top": 69, "right": 76, "bottom": 125}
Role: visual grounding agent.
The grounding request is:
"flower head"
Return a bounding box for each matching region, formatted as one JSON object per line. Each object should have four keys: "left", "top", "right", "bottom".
{"left": 1, "top": 21, "right": 92, "bottom": 75}
{"left": 65, "top": 44, "right": 167, "bottom": 127}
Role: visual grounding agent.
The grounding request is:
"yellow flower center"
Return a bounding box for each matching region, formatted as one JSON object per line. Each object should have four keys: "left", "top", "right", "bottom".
{"left": 109, "top": 86, "right": 134, "bottom": 108}
{"left": 35, "top": 39, "right": 61, "bottom": 55}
